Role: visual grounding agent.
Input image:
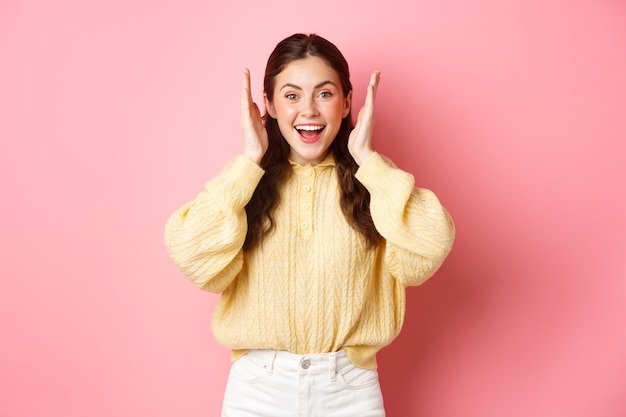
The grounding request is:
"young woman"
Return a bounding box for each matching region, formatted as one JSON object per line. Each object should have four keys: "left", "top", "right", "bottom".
{"left": 165, "top": 33, "right": 455, "bottom": 417}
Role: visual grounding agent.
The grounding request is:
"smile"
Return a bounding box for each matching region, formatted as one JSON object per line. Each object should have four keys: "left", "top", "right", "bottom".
{"left": 295, "top": 125, "right": 325, "bottom": 143}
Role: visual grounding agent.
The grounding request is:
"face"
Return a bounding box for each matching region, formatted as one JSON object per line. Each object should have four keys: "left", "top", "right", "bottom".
{"left": 265, "top": 56, "right": 352, "bottom": 166}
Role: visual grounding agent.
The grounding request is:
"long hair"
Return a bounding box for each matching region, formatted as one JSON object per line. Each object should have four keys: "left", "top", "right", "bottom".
{"left": 243, "top": 33, "right": 382, "bottom": 251}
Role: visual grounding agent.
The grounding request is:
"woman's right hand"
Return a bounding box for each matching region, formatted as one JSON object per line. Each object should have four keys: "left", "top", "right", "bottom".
{"left": 241, "top": 68, "right": 268, "bottom": 164}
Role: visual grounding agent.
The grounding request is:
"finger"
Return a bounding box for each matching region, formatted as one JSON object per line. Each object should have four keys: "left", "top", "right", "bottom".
{"left": 242, "top": 68, "right": 253, "bottom": 110}
{"left": 370, "top": 70, "right": 380, "bottom": 93}
{"left": 242, "top": 68, "right": 251, "bottom": 91}
{"left": 363, "top": 71, "right": 380, "bottom": 109}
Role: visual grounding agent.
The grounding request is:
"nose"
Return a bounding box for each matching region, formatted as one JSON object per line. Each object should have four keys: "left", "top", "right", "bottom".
{"left": 300, "top": 96, "right": 319, "bottom": 117}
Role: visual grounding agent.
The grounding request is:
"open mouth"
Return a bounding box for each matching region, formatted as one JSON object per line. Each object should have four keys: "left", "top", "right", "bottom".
{"left": 295, "top": 125, "right": 325, "bottom": 142}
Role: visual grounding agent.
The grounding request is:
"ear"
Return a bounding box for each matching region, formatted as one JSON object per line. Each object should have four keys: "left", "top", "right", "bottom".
{"left": 265, "top": 93, "right": 277, "bottom": 118}
{"left": 343, "top": 91, "right": 352, "bottom": 118}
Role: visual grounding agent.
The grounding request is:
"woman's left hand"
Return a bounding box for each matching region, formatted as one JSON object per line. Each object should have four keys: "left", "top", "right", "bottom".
{"left": 348, "top": 70, "right": 381, "bottom": 165}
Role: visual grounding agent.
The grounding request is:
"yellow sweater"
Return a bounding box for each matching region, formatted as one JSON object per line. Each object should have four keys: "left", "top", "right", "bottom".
{"left": 165, "top": 152, "right": 455, "bottom": 369}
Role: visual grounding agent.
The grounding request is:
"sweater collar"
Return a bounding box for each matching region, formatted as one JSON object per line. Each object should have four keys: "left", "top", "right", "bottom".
{"left": 289, "top": 152, "right": 336, "bottom": 169}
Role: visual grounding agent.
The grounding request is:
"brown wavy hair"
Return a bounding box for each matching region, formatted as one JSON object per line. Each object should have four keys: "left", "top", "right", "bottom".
{"left": 243, "top": 33, "right": 382, "bottom": 251}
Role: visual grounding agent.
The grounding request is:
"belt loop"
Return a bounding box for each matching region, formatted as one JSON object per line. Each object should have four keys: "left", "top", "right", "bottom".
{"left": 329, "top": 352, "right": 337, "bottom": 382}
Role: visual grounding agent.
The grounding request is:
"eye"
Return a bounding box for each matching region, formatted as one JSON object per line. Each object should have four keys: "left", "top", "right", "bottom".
{"left": 319, "top": 91, "right": 333, "bottom": 98}
{"left": 285, "top": 93, "right": 298, "bottom": 100}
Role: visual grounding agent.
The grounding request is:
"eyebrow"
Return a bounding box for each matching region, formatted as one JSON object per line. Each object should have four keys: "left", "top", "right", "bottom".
{"left": 279, "top": 80, "right": 338, "bottom": 91}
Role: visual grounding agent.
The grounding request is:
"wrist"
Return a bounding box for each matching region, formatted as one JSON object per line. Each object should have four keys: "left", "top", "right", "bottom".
{"left": 243, "top": 146, "right": 265, "bottom": 165}
{"left": 352, "top": 148, "right": 374, "bottom": 166}
{"left": 243, "top": 153, "right": 263, "bottom": 165}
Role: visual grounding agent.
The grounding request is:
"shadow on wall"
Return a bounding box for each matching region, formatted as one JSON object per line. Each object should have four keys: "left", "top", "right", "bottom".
{"left": 370, "top": 68, "right": 495, "bottom": 415}
{"left": 377, "top": 245, "right": 492, "bottom": 416}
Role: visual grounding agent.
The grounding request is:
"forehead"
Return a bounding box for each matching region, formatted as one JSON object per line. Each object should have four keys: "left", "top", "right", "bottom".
{"left": 275, "top": 56, "right": 341, "bottom": 88}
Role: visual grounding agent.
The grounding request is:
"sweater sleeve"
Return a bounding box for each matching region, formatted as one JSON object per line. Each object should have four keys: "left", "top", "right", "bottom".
{"left": 355, "top": 153, "right": 455, "bottom": 287}
{"left": 164, "top": 155, "right": 265, "bottom": 292}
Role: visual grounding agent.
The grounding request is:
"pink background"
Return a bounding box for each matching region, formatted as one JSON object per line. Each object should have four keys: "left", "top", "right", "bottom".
{"left": 1, "top": 0, "right": 625, "bottom": 416}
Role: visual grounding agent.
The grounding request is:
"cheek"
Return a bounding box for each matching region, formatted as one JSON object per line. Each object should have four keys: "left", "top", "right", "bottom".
{"left": 326, "top": 101, "right": 346, "bottom": 120}
{"left": 275, "top": 104, "right": 297, "bottom": 121}
{"left": 275, "top": 107, "right": 295, "bottom": 136}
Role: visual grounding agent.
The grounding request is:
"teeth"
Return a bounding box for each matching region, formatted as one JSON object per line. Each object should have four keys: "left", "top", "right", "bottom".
{"left": 296, "top": 125, "right": 324, "bottom": 131}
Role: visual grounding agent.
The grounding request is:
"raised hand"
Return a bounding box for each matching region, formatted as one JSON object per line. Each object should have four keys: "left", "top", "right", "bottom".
{"left": 241, "top": 68, "right": 268, "bottom": 164}
{"left": 348, "top": 71, "right": 381, "bottom": 165}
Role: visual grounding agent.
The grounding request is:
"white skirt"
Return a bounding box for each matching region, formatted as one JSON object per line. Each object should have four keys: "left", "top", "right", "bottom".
{"left": 221, "top": 349, "right": 386, "bottom": 417}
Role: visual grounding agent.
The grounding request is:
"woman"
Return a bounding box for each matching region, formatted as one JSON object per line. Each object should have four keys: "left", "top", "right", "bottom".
{"left": 165, "top": 33, "right": 455, "bottom": 417}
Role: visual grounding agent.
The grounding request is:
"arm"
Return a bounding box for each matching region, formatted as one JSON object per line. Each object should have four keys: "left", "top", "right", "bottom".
{"left": 164, "top": 155, "right": 265, "bottom": 292}
{"left": 356, "top": 153, "right": 455, "bottom": 286}
{"left": 349, "top": 71, "right": 454, "bottom": 286}
{"left": 165, "top": 69, "right": 268, "bottom": 292}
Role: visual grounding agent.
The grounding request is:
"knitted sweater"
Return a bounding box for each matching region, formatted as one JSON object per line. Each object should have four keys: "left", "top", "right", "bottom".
{"left": 165, "top": 152, "right": 455, "bottom": 369}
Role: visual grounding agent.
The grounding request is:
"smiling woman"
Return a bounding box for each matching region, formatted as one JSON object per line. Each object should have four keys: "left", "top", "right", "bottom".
{"left": 265, "top": 59, "right": 352, "bottom": 166}
{"left": 164, "top": 33, "right": 455, "bottom": 417}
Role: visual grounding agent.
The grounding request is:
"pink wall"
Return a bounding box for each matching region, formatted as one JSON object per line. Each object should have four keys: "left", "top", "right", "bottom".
{"left": 1, "top": 0, "right": 625, "bottom": 416}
